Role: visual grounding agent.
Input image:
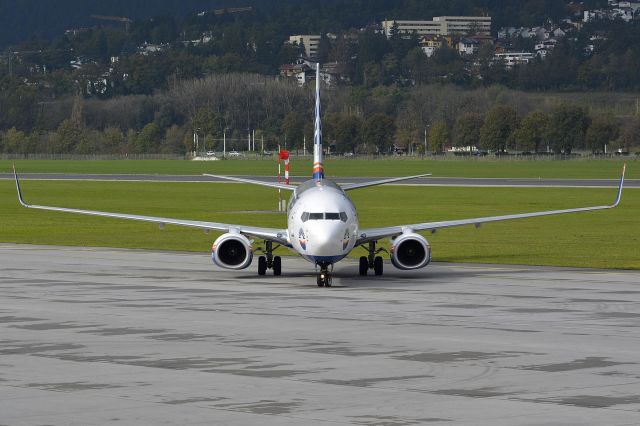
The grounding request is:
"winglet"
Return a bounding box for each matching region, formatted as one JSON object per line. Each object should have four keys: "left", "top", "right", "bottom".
{"left": 612, "top": 163, "right": 625, "bottom": 207}
{"left": 13, "top": 164, "right": 29, "bottom": 208}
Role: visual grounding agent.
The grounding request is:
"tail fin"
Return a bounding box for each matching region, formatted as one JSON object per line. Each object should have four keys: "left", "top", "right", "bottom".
{"left": 312, "top": 63, "right": 324, "bottom": 181}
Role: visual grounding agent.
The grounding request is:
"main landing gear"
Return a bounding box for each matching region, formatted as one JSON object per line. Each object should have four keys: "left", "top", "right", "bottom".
{"left": 316, "top": 262, "right": 333, "bottom": 287}
{"left": 359, "top": 241, "right": 385, "bottom": 276}
{"left": 257, "top": 241, "right": 281, "bottom": 276}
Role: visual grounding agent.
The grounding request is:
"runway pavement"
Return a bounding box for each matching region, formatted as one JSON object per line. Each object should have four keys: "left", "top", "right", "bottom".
{"left": 1, "top": 244, "right": 640, "bottom": 425}
{"left": 1, "top": 173, "right": 637, "bottom": 188}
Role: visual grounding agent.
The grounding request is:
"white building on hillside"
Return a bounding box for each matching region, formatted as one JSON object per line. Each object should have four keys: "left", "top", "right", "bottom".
{"left": 381, "top": 16, "right": 491, "bottom": 38}
{"left": 288, "top": 35, "right": 321, "bottom": 58}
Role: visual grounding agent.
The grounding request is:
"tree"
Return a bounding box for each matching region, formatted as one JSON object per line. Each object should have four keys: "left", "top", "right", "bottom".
{"left": 453, "top": 113, "right": 483, "bottom": 148}
{"left": 479, "top": 105, "right": 519, "bottom": 152}
{"left": 334, "top": 115, "right": 362, "bottom": 153}
{"left": 361, "top": 113, "right": 395, "bottom": 153}
{"left": 586, "top": 115, "right": 619, "bottom": 153}
{"left": 103, "top": 127, "right": 125, "bottom": 153}
{"left": 192, "top": 107, "right": 222, "bottom": 139}
{"left": 618, "top": 116, "right": 640, "bottom": 151}
{"left": 282, "top": 111, "right": 305, "bottom": 149}
{"left": 547, "top": 105, "right": 590, "bottom": 154}
{"left": 2, "top": 127, "right": 31, "bottom": 154}
{"left": 133, "top": 122, "right": 162, "bottom": 153}
{"left": 513, "top": 111, "right": 549, "bottom": 152}
{"left": 428, "top": 121, "right": 450, "bottom": 153}
{"left": 55, "top": 119, "right": 85, "bottom": 153}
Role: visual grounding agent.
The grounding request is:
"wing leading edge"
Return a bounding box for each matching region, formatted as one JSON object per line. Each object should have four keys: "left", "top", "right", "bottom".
{"left": 13, "top": 166, "right": 289, "bottom": 246}
{"left": 341, "top": 173, "right": 432, "bottom": 191}
{"left": 357, "top": 164, "right": 626, "bottom": 244}
{"left": 202, "top": 174, "right": 295, "bottom": 191}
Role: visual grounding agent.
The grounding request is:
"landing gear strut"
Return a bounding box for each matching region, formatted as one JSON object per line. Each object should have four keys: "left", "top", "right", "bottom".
{"left": 316, "top": 263, "right": 332, "bottom": 287}
{"left": 257, "top": 241, "right": 281, "bottom": 276}
{"left": 359, "top": 241, "right": 385, "bottom": 276}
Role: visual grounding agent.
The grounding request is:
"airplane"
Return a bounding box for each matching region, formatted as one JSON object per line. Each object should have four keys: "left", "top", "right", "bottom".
{"left": 13, "top": 64, "right": 626, "bottom": 287}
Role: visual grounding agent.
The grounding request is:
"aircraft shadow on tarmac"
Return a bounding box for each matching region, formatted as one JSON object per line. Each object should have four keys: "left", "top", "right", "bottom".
{"left": 226, "top": 264, "right": 537, "bottom": 289}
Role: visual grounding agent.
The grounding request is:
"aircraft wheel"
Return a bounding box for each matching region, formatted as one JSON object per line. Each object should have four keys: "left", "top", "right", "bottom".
{"left": 273, "top": 256, "right": 282, "bottom": 276}
{"left": 258, "top": 256, "right": 267, "bottom": 275}
{"left": 374, "top": 256, "right": 384, "bottom": 276}
{"left": 317, "top": 273, "right": 331, "bottom": 287}
{"left": 359, "top": 256, "right": 368, "bottom": 276}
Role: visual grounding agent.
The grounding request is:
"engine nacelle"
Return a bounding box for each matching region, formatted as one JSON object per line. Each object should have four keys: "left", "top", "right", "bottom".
{"left": 390, "top": 232, "right": 432, "bottom": 270}
{"left": 211, "top": 233, "right": 253, "bottom": 270}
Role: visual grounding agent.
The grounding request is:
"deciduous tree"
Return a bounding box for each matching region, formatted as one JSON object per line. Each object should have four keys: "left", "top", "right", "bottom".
{"left": 361, "top": 113, "right": 395, "bottom": 153}
{"left": 586, "top": 115, "right": 619, "bottom": 153}
{"left": 513, "top": 111, "right": 549, "bottom": 152}
{"left": 479, "top": 105, "right": 519, "bottom": 152}
{"left": 453, "top": 112, "right": 483, "bottom": 148}
{"left": 547, "top": 104, "right": 590, "bottom": 154}
{"left": 428, "top": 121, "right": 450, "bottom": 153}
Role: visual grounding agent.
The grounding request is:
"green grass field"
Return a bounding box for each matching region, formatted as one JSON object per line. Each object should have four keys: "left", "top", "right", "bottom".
{"left": 1, "top": 179, "right": 637, "bottom": 269}
{"left": 1, "top": 157, "right": 636, "bottom": 179}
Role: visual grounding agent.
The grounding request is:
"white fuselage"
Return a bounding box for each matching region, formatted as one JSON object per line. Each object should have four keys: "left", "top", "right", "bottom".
{"left": 287, "top": 179, "right": 359, "bottom": 265}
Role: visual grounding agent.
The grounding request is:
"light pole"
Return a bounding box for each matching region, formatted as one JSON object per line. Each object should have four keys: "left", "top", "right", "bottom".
{"left": 424, "top": 126, "right": 428, "bottom": 156}
{"left": 223, "top": 128, "right": 228, "bottom": 158}
{"left": 196, "top": 127, "right": 201, "bottom": 156}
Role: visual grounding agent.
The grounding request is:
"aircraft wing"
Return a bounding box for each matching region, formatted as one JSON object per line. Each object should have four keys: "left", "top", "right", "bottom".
{"left": 13, "top": 167, "right": 290, "bottom": 246}
{"left": 341, "top": 173, "right": 432, "bottom": 191}
{"left": 203, "top": 174, "right": 295, "bottom": 191}
{"left": 356, "top": 165, "right": 625, "bottom": 245}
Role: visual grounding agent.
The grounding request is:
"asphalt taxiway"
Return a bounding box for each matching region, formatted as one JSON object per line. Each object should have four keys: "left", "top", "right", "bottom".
{"left": 1, "top": 244, "right": 640, "bottom": 425}
{"left": 1, "top": 173, "right": 637, "bottom": 188}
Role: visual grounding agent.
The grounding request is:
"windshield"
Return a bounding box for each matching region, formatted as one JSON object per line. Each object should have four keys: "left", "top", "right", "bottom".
{"left": 301, "top": 212, "right": 348, "bottom": 222}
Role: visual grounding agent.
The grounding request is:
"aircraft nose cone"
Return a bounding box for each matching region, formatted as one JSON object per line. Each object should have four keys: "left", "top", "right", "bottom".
{"left": 307, "top": 223, "right": 345, "bottom": 256}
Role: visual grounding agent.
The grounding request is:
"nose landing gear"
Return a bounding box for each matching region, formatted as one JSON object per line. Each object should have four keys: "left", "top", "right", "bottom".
{"left": 316, "top": 263, "right": 333, "bottom": 287}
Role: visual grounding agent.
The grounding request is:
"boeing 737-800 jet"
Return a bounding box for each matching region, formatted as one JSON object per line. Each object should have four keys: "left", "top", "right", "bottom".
{"left": 14, "top": 65, "right": 625, "bottom": 287}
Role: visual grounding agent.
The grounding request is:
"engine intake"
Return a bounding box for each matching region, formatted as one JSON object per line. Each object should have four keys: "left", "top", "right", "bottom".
{"left": 211, "top": 233, "right": 253, "bottom": 270}
{"left": 390, "top": 232, "right": 431, "bottom": 270}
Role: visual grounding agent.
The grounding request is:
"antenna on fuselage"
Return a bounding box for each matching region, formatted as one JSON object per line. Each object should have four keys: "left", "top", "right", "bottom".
{"left": 312, "top": 63, "right": 324, "bottom": 181}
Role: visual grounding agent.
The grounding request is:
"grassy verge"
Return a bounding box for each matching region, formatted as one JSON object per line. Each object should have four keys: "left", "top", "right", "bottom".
{"left": 1, "top": 180, "right": 637, "bottom": 269}
{"left": 1, "top": 157, "right": 636, "bottom": 179}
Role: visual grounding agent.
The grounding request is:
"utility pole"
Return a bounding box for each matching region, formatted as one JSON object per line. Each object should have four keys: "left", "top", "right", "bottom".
{"left": 252, "top": 129, "right": 255, "bottom": 151}
{"left": 248, "top": 130, "right": 251, "bottom": 152}
{"left": 303, "top": 134, "right": 306, "bottom": 155}
{"left": 261, "top": 134, "right": 264, "bottom": 154}
{"left": 223, "top": 129, "right": 226, "bottom": 158}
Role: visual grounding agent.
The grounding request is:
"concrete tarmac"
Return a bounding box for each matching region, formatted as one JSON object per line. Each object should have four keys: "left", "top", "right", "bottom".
{"left": 1, "top": 244, "right": 640, "bottom": 425}
{"left": 1, "top": 173, "right": 636, "bottom": 188}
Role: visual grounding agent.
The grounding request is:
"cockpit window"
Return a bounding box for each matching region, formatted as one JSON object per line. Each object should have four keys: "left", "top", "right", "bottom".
{"left": 302, "top": 212, "right": 348, "bottom": 221}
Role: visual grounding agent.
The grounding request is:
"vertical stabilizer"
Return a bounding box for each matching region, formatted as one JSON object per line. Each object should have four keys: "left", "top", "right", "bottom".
{"left": 312, "top": 63, "right": 324, "bottom": 181}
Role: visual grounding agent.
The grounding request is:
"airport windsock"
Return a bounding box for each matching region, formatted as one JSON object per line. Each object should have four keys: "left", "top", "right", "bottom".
{"left": 279, "top": 150, "right": 290, "bottom": 185}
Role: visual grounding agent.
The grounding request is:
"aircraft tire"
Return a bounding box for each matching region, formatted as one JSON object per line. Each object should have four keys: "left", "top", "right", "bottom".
{"left": 258, "top": 256, "right": 267, "bottom": 275}
{"left": 273, "top": 256, "right": 282, "bottom": 276}
{"left": 374, "top": 256, "right": 383, "bottom": 276}
{"left": 359, "top": 257, "right": 368, "bottom": 276}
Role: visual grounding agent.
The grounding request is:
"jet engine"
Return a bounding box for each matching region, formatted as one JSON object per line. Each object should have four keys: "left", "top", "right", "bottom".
{"left": 390, "top": 232, "right": 431, "bottom": 270}
{"left": 211, "top": 233, "right": 253, "bottom": 270}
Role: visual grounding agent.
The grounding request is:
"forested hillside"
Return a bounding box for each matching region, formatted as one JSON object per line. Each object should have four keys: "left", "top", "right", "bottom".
{"left": 2, "top": 0, "right": 638, "bottom": 157}
{"left": 0, "top": 0, "right": 607, "bottom": 48}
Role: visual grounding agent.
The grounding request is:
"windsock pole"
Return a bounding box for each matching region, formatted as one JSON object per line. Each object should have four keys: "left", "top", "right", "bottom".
{"left": 277, "top": 152, "right": 282, "bottom": 211}
{"left": 278, "top": 149, "right": 290, "bottom": 211}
